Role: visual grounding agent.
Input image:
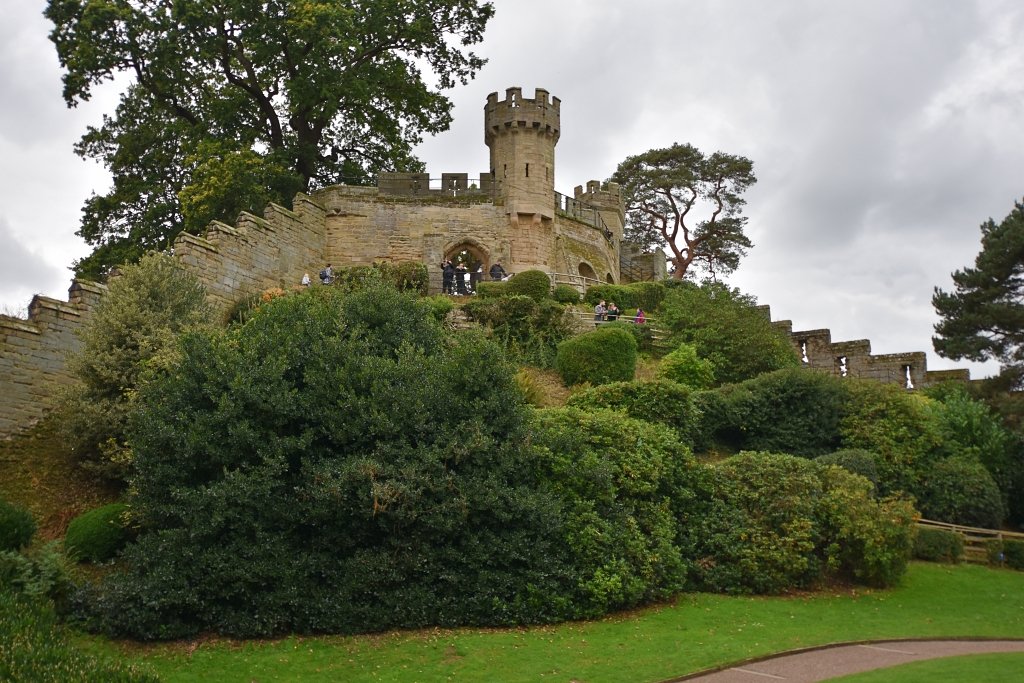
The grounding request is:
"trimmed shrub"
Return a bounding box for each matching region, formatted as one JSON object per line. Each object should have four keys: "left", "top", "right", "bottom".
{"left": 555, "top": 326, "right": 637, "bottom": 386}
{"left": 688, "top": 452, "right": 824, "bottom": 594}
{"left": 815, "top": 449, "right": 880, "bottom": 490}
{"left": 82, "top": 286, "right": 571, "bottom": 639}
{"left": 506, "top": 269, "right": 551, "bottom": 301}
{"left": 0, "top": 500, "right": 35, "bottom": 552}
{"left": 566, "top": 380, "right": 700, "bottom": 446}
{"left": 529, "top": 407, "right": 698, "bottom": 617}
{"left": 602, "top": 320, "right": 655, "bottom": 353}
{"left": 912, "top": 527, "right": 964, "bottom": 563}
{"left": 475, "top": 280, "right": 509, "bottom": 298}
{"left": 686, "top": 452, "right": 914, "bottom": 593}
{"left": 659, "top": 342, "right": 715, "bottom": 389}
{"left": 1004, "top": 539, "right": 1024, "bottom": 570}
{"left": 918, "top": 456, "right": 1006, "bottom": 528}
{"left": 65, "top": 504, "right": 132, "bottom": 563}
{"left": 377, "top": 261, "right": 430, "bottom": 295}
{"left": 815, "top": 465, "right": 916, "bottom": 587}
{"left": 552, "top": 284, "right": 580, "bottom": 304}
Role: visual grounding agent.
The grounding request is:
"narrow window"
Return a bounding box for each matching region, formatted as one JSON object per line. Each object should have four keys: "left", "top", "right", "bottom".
{"left": 799, "top": 340, "right": 809, "bottom": 364}
{"left": 904, "top": 365, "right": 915, "bottom": 390}
{"left": 525, "top": 163, "right": 529, "bottom": 178}
{"left": 503, "top": 164, "right": 507, "bottom": 178}
{"left": 837, "top": 356, "right": 848, "bottom": 377}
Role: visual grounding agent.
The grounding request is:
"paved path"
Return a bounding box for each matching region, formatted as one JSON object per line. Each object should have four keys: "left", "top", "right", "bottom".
{"left": 666, "top": 639, "right": 1024, "bottom": 682}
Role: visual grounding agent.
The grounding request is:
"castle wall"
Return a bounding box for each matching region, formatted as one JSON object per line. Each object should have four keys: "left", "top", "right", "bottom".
{"left": 0, "top": 281, "right": 104, "bottom": 435}
{"left": 173, "top": 193, "right": 327, "bottom": 310}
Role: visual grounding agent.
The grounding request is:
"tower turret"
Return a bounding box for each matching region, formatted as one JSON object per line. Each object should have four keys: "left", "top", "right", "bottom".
{"left": 484, "top": 87, "right": 559, "bottom": 225}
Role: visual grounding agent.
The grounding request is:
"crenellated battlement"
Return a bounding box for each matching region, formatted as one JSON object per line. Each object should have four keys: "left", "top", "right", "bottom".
{"left": 484, "top": 87, "right": 561, "bottom": 145}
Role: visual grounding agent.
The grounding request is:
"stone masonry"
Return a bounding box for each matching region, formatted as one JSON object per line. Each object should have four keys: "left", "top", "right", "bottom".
{"left": 0, "top": 87, "right": 969, "bottom": 437}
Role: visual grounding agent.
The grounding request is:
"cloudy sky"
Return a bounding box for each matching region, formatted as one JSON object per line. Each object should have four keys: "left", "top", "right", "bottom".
{"left": 3, "top": 0, "right": 1021, "bottom": 378}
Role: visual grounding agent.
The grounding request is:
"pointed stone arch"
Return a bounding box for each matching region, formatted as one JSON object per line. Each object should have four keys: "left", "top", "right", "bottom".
{"left": 578, "top": 261, "right": 597, "bottom": 281}
{"left": 444, "top": 238, "right": 491, "bottom": 272}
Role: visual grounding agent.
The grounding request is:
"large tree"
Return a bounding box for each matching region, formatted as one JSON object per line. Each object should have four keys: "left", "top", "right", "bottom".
{"left": 46, "top": 0, "right": 494, "bottom": 279}
{"left": 933, "top": 199, "right": 1024, "bottom": 387}
{"left": 611, "top": 143, "right": 756, "bottom": 280}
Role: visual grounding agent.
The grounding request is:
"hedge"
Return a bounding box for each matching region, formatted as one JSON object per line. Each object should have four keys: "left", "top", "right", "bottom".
{"left": 506, "top": 269, "right": 551, "bottom": 302}
{"left": 912, "top": 527, "right": 964, "bottom": 563}
{"left": 0, "top": 500, "right": 35, "bottom": 553}
{"left": 555, "top": 326, "right": 637, "bottom": 386}
{"left": 566, "top": 379, "right": 700, "bottom": 446}
{"left": 584, "top": 282, "right": 666, "bottom": 312}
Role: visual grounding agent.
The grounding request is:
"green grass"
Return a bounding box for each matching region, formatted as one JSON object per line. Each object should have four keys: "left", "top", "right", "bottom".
{"left": 829, "top": 652, "right": 1024, "bottom": 682}
{"left": 80, "top": 563, "right": 1024, "bottom": 683}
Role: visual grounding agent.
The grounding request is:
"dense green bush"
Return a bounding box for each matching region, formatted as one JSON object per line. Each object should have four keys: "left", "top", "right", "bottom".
{"left": 840, "top": 380, "right": 942, "bottom": 495}
{"left": 686, "top": 452, "right": 914, "bottom": 593}
{"left": 917, "top": 457, "right": 1006, "bottom": 528}
{"left": 815, "top": 465, "right": 916, "bottom": 587}
{"left": 420, "top": 294, "right": 455, "bottom": 323}
{"left": 815, "top": 449, "right": 880, "bottom": 490}
{"left": 506, "top": 269, "right": 551, "bottom": 301}
{"left": 81, "top": 286, "right": 570, "bottom": 639}
{"left": 583, "top": 282, "right": 666, "bottom": 312}
{"left": 0, "top": 499, "right": 35, "bottom": 552}
{"left": 529, "top": 407, "right": 698, "bottom": 617}
{"left": 330, "top": 261, "right": 429, "bottom": 295}
{"left": 1004, "top": 539, "right": 1024, "bottom": 570}
{"left": 657, "top": 282, "right": 799, "bottom": 385}
{"left": 463, "top": 295, "right": 576, "bottom": 367}
{"left": 65, "top": 503, "right": 132, "bottom": 563}
{"left": 0, "top": 543, "right": 73, "bottom": 609}
{"left": 694, "top": 369, "right": 850, "bottom": 457}
{"left": 60, "top": 252, "right": 212, "bottom": 480}
{"left": 475, "top": 280, "right": 509, "bottom": 298}
{"left": 912, "top": 528, "right": 964, "bottom": 563}
{"left": 687, "top": 452, "right": 824, "bottom": 594}
{"left": 566, "top": 380, "right": 701, "bottom": 445}
{"left": 1, "top": 587, "right": 157, "bottom": 682}
{"left": 658, "top": 342, "right": 715, "bottom": 389}
{"left": 552, "top": 284, "right": 580, "bottom": 304}
{"left": 601, "top": 320, "right": 655, "bottom": 353}
{"left": 925, "top": 385, "right": 1020, "bottom": 520}
{"left": 555, "top": 326, "right": 637, "bottom": 386}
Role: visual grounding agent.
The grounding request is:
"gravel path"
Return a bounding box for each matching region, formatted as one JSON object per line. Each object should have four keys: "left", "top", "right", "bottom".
{"left": 663, "top": 639, "right": 1024, "bottom": 682}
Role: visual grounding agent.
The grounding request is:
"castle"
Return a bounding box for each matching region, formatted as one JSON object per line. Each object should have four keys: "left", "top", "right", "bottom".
{"left": 0, "top": 87, "right": 969, "bottom": 437}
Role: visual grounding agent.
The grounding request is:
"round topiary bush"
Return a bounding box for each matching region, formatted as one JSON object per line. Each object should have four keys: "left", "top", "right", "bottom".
{"left": 658, "top": 342, "right": 715, "bottom": 389}
{"left": 815, "top": 449, "right": 880, "bottom": 490}
{"left": 555, "top": 326, "right": 637, "bottom": 386}
{"left": 0, "top": 498, "right": 36, "bottom": 552}
{"left": 65, "top": 503, "right": 132, "bottom": 563}
{"left": 506, "top": 269, "right": 551, "bottom": 302}
{"left": 474, "top": 280, "right": 509, "bottom": 298}
{"left": 552, "top": 284, "right": 580, "bottom": 304}
{"left": 918, "top": 456, "right": 1006, "bottom": 528}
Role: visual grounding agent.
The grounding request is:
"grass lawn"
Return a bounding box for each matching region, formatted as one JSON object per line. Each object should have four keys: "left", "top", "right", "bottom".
{"left": 829, "top": 652, "right": 1024, "bottom": 682}
{"left": 81, "top": 562, "right": 1024, "bottom": 683}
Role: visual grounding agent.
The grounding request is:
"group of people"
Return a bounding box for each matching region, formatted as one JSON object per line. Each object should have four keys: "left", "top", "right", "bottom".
{"left": 594, "top": 299, "right": 645, "bottom": 324}
{"left": 441, "top": 259, "right": 508, "bottom": 295}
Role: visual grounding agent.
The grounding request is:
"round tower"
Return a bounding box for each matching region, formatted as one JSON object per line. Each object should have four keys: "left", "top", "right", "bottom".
{"left": 484, "top": 87, "right": 559, "bottom": 224}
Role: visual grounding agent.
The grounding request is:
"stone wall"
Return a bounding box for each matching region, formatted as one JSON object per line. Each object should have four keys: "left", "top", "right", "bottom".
{"left": 174, "top": 193, "right": 328, "bottom": 311}
{"left": 769, "top": 313, "right": 970, "bottom": 389}
{"left": 0, "top": 280, "right": 104, "bottom": 435}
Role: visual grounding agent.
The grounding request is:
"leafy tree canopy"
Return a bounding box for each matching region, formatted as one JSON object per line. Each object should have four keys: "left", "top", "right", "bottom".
{"left": 933, "top": 199, "right": 1024, "bottom": 387}
{"left": 610, "top": 143, "right": 756, "bottom": 280}
{"left": 46, "top": 0, "right": 495, "bottom": 279}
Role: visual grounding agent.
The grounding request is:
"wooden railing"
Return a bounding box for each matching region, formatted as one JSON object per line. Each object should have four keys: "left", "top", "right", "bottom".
{"left": 917, "top": 518, "right": 1024, "bottom": 563}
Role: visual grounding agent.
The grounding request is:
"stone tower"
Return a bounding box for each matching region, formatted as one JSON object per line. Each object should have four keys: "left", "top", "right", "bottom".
{"left": 484, "top": 87, "right": 560, "bottom": 227}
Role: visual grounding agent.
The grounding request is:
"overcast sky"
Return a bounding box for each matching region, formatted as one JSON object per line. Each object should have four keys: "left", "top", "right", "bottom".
{"left": 3, "top": 0, "right": 1021, "bottom": 378}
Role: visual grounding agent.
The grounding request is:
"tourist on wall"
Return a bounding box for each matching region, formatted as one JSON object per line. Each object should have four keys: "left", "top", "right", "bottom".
{"left": 594, "top": 300, "right": 606, "bottom": 322}
{"left": 606, "top": 302, "right": 620, "bottom": 321}
{"left": 489, "top": 261, "right": 507, "bottom": 281}
{"left": 441, "top": 259, "right": 455, "bottom": 294}
{"left": 456, "top": 263, "right": 469, "bottom": 295}
{"left": 301, "top": 272, "right": 311, "bottom": 287}
{"left": 634, "top": 308, "right": 646, "bottom": 324}
{"left": 319, "top": 264, "right": 333, "bottom": 284}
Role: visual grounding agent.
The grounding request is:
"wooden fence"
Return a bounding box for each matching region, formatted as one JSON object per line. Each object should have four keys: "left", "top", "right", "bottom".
{"left": 917, "top": 518, "right": 1024, "bottom": 564}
